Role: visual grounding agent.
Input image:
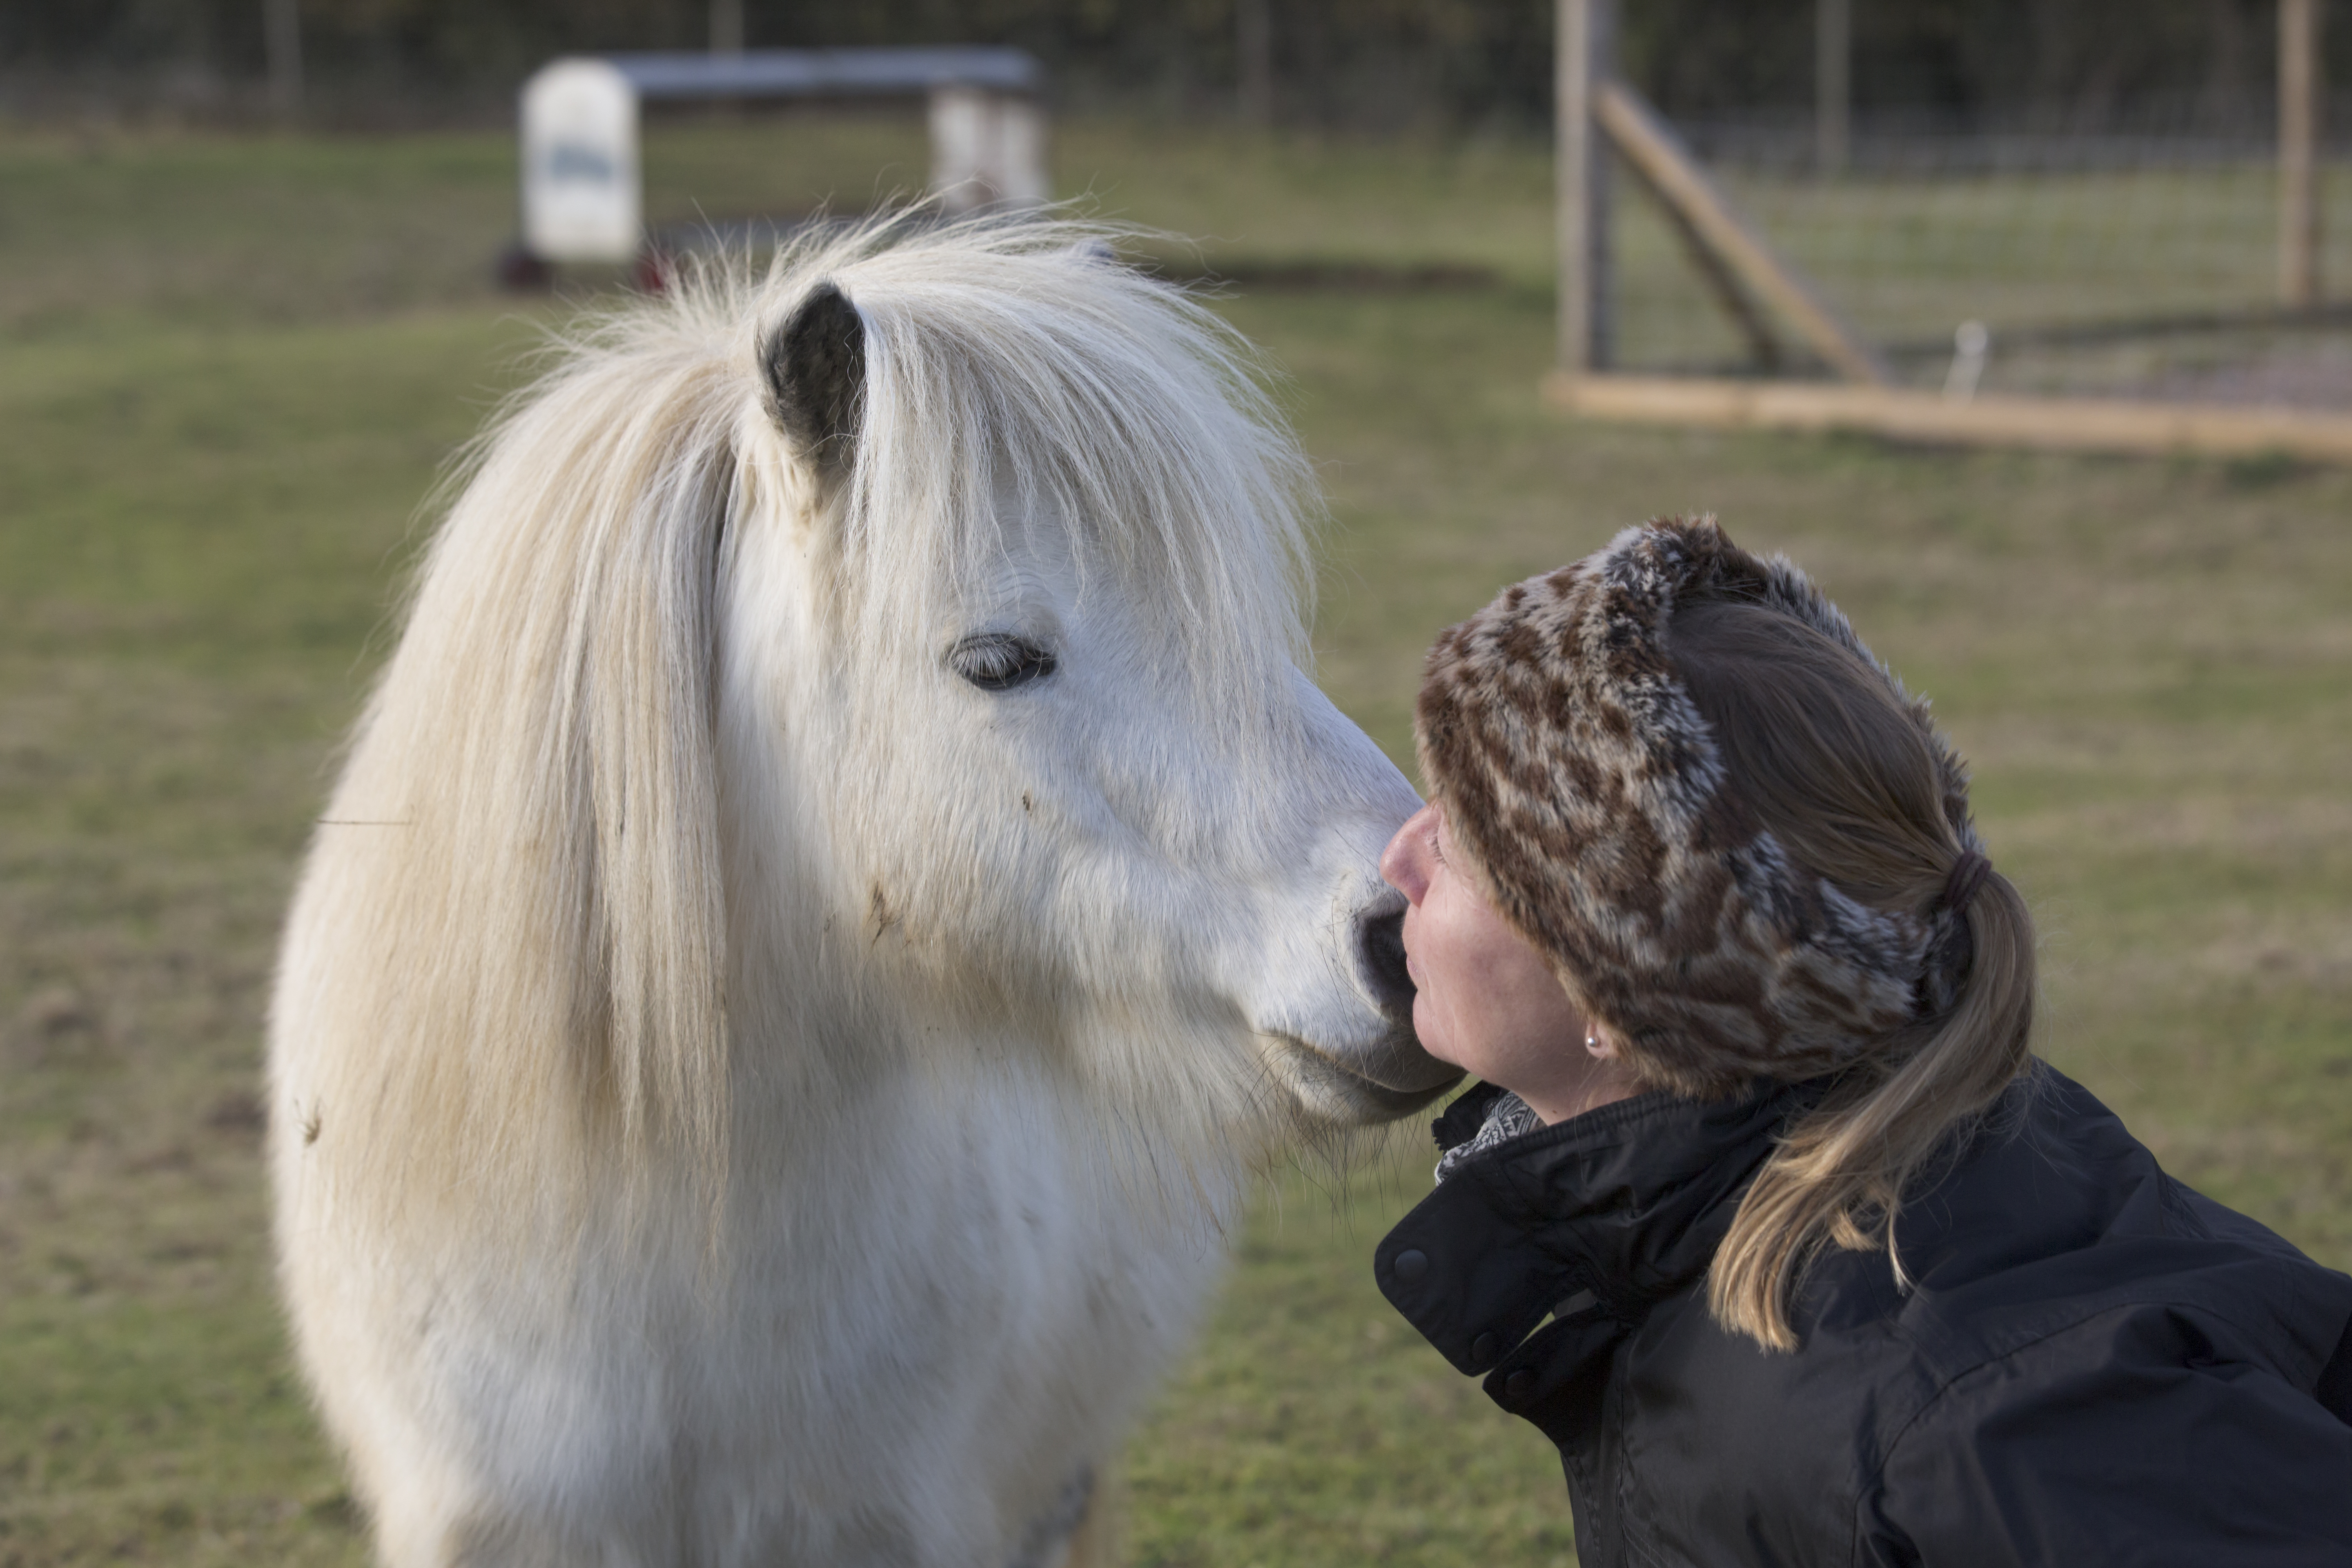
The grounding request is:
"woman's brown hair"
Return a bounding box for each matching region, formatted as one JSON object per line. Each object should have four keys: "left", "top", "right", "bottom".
{"left": 1668, "top": 598, "right": 2037, "bottom": 1352}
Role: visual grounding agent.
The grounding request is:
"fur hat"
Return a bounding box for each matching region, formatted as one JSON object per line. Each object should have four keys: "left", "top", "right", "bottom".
{"left": 1414, "top": 517, "right": 1984, "bottom": 1098}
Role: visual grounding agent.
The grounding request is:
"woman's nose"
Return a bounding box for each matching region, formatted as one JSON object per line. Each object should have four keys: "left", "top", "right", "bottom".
{"left": 1380, "top": 802, "right": 1435, "bottom": 904}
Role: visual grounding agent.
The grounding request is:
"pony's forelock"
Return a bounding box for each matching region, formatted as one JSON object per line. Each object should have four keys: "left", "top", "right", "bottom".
{"left": 698, "top": 212, "right": 1314, "bottom": 692}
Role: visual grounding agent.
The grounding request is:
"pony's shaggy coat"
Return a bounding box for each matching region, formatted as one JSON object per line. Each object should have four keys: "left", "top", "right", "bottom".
{"left": 270, "top": 216, "right": 1447, "bottom": 1567}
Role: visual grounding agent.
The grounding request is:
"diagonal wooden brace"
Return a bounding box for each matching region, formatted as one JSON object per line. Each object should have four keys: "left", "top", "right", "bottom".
{"left": 1595, "top": 79, "right": 1892, "bottom": 385}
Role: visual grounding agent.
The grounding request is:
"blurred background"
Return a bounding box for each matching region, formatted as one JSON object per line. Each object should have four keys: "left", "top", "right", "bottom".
{"left": 3, "top": 4, "right": 2349, "bottom": 1565}
{"left": 8, "top": 0, "right": 2344, "bottom": 130}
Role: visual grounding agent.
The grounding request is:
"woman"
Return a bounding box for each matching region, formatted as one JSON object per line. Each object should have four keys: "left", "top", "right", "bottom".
{"left": 1374, "top": 518, "right": 2352, "bottom": 1566}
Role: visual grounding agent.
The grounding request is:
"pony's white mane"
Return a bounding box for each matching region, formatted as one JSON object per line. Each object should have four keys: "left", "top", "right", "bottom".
{"left": 305, "top": 213, "right": 1324, "bottom": 1230}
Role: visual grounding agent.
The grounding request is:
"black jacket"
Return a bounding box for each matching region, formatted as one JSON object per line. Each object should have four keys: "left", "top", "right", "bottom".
{"left": 1375, "top": 1069, "right": 2352, "bottom": 1567}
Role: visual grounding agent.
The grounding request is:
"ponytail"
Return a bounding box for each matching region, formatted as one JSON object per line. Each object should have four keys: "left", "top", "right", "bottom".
{"left": 1708, "top": 867, "right": 2036, "bottom": 1351}
{"left": 1660, "top": 597, "right": 2040, "bottom": 1353}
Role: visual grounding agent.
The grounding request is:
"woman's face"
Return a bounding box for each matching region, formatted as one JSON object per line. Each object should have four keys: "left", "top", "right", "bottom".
{"left": 1380, "top": 800, "right": 1605, "bottom": 1116}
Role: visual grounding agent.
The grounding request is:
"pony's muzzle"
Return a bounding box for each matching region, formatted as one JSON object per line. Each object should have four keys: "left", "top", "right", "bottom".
{"left": 1342, "top": 894, "right": 1458, "bottom": 1102}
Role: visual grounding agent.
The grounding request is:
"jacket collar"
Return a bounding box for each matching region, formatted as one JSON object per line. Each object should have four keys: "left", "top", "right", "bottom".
{"left": 1377, "top": 1079, "right": 1810, "bottom": 1378}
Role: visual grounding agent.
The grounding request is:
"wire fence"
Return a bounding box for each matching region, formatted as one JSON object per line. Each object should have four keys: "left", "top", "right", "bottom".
{"left": 1613, "top": 115, "right": 2352, "bottom": 407}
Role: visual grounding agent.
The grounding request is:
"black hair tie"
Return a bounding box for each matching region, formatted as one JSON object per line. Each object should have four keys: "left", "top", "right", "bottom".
{"left": 1940, "top": 850, "right": 1993, "bottom": 915}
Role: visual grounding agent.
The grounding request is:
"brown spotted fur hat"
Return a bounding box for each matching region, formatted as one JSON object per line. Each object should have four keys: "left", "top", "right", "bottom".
{"left": 1415, "top": 516, "right": 1984, "bottom": 1098}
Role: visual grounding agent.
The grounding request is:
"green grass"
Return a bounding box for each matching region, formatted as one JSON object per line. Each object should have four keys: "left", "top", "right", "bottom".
{"left": 1617, "top": 159, "right": 2352, "bottom": 394}
{"left": 3, "top": 120, "right": 2350, "bottom": 1567}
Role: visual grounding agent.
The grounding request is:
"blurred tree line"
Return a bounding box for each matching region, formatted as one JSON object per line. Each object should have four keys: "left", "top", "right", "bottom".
{"left": 0, "top": 0, "right": 2333, "bottom": 131}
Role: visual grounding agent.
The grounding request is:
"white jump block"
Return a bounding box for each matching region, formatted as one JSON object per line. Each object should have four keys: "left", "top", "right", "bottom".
{"left": 929, "top": 86, "right": 1050, "bottom": 212}
{"left": 518, "top": 48, "right": 1051, "bottom": 266}
{"left": 521, "top": 59, "right": 641, "bottom": 265}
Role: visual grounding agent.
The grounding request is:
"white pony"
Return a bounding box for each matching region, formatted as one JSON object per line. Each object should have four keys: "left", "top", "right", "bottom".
{"left": 268, "top": 215, "right": 1456, "bottom": 1568}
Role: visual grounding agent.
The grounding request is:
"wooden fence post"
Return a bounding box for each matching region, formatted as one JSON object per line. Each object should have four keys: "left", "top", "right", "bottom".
{"left": 1597, "top": 81, "right": 1890, "bottom": 384}
{"left": 1237, "top": 0, "right": 1274, "bottom": 126}
{"left": 1557, "top": 0, "right": 1616, "bottom": 374}
{"left": 2281, "top": 0, "right": 2323, "bottom": 308}
{"left": 264, "top": 0, "right": 303, "bottom": 116}
{"left": 709, "top": 0, "right": 745, "bottom": 55}
{"left": 1816, "top": 0, "right": 1851, "bottom": 176}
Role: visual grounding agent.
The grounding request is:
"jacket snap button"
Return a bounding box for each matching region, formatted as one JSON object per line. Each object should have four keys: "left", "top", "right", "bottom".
{"left": 1470, "top": 1332, "right": 1498, "bottom": 1365}
{"left": 1392, "top": 1249, "right": 1428, "bottom": 1284}
{"left": 1504, "top": 1369, "right": 1535, "bottom": 1403}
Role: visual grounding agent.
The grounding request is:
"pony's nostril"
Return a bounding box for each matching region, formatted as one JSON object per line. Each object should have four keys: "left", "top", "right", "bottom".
{"left": 1357, "top": 907, "right": 1414, "bottom": 1016}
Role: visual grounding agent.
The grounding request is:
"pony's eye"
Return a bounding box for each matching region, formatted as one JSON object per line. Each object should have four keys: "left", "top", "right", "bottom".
{"left": 948, "top": 633, "right": 1057, "bottom": 692}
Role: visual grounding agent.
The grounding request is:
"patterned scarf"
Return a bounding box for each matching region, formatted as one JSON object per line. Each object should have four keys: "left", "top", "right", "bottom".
{"left": 1433, "top": 1089, "right": 1544, "bottom": 1185}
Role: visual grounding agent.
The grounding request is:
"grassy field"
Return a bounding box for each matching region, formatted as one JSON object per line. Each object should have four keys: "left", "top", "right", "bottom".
{"left": 2, "top": 117, "right": 2349, "bottom": 1568}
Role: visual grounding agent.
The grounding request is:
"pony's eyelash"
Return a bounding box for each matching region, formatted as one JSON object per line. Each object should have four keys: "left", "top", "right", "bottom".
{"left": 949, "top": 632, "right": 1057, "bottom": 691}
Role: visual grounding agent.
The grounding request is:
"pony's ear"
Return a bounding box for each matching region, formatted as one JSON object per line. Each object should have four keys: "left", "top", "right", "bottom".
{"left": 763, "top": 281, "right": 866, "bottom": 475}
